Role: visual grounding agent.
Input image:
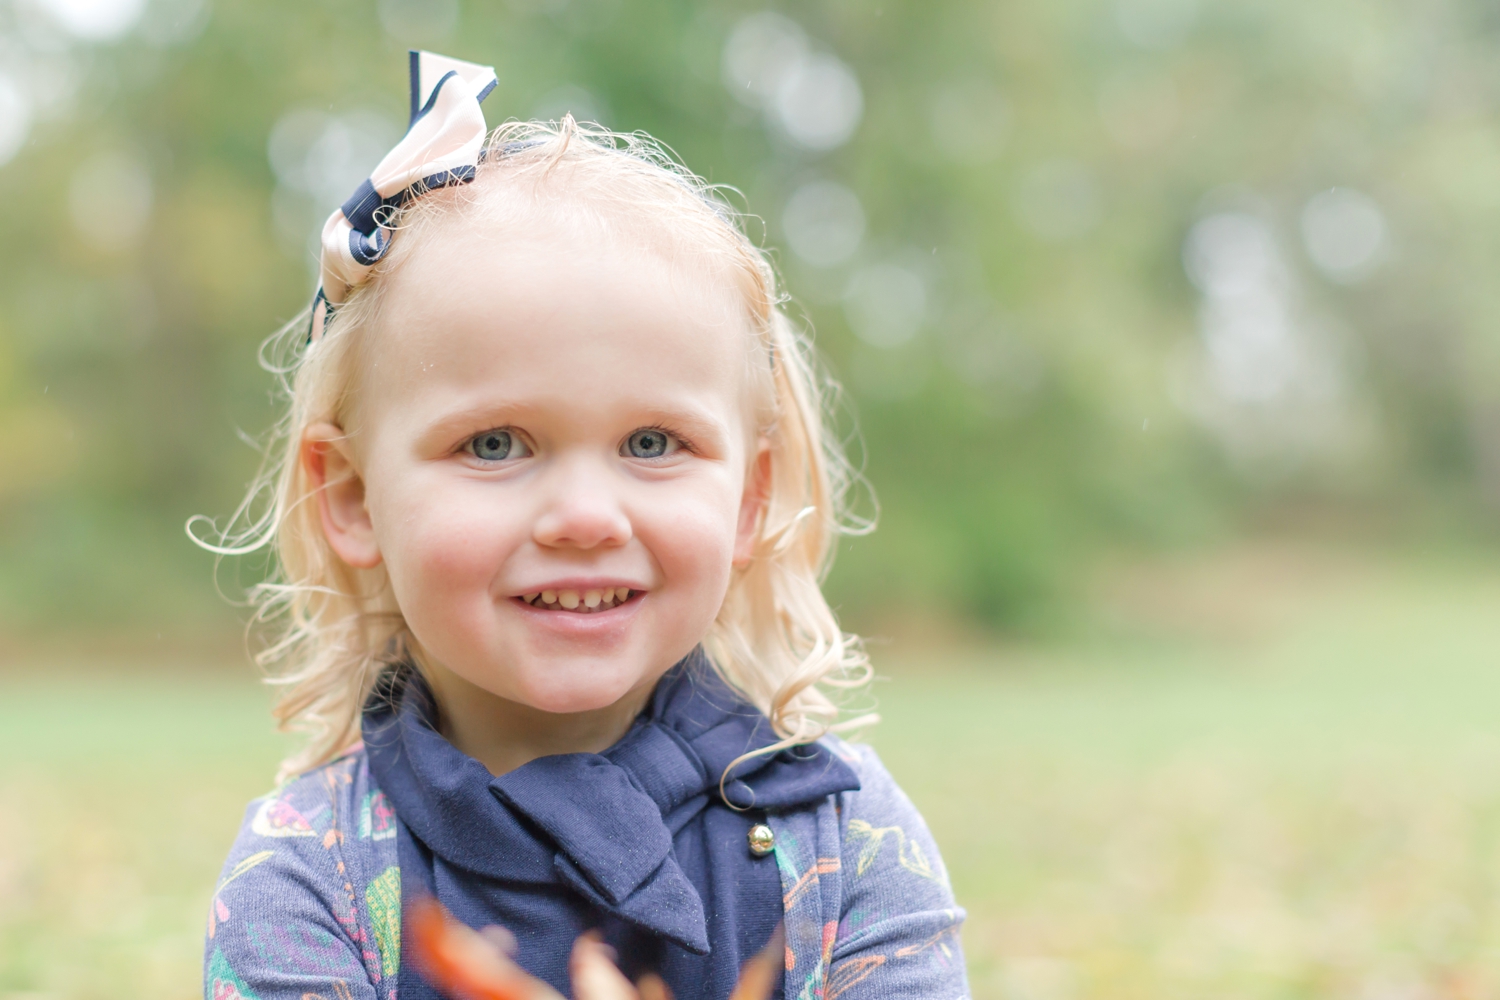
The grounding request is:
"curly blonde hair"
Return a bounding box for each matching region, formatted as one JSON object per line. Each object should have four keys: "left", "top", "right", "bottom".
{"left": 194, "top": 118, "right": 875, "bottom": 780}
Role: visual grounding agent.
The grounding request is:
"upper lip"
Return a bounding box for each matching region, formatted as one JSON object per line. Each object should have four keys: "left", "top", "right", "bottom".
{"left": 511, "top": 578, "right": 647, "bottom": 597}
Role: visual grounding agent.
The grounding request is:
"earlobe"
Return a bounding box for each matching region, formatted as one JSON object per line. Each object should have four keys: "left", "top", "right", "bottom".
{"left": 303, "top": 422, "right": 383, "bottom": 569}
{"left": 732, "top": 439, "right": 773, "bottom": 568}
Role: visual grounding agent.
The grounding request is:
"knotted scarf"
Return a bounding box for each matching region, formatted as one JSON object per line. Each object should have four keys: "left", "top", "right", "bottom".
{"left": 363, "top": 650, "right": 860, "bottom": 999}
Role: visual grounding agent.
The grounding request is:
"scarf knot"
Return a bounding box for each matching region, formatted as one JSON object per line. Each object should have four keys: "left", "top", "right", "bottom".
{"left": 363, "top": 650, "right": 859, "bottom": 958}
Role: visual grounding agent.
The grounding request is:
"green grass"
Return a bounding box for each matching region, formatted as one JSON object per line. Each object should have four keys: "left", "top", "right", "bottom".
{"left": 878, "top": 548, "right": 1500, "bottom": 1000}
{"left": 4, "top": 545, "right": 1500, "bottom": 999}
{"left": 0, "top": 669, "right": 287, "bottom": 999}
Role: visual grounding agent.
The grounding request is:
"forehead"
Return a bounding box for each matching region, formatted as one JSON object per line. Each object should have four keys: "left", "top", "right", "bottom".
{"left": 356, "top": 198, "right": 758, "bottom": 429}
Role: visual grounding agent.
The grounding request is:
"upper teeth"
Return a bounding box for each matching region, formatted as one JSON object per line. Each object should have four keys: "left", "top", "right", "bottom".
{"left": 522, "top": 588, "right": 633, "bottom": 612}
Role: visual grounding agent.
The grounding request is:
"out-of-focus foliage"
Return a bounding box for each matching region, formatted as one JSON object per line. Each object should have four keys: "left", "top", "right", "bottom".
{"left": 6, "top": 549, "right": 1500, "bottom": 997}
{"left": 1, "top": 0, "right": 1497, "bottom": 632}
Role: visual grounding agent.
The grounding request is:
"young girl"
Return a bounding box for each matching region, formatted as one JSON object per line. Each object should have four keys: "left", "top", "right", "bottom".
{"left": 202, "top": 51, "right": 967, "bottom": 1000}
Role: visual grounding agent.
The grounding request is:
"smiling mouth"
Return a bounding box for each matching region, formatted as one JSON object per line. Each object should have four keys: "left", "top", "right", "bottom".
{"left": 518, "top": 587, "right": 636, "bottom": 613}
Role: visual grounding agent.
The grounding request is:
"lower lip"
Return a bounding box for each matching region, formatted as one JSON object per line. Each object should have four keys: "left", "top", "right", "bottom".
{"left": 510, "top": 594, "right": 645, "bottom": 634}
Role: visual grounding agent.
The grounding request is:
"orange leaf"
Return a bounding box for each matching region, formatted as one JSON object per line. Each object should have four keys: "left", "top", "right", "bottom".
{"left": 407, "top": 897, "right": 565, "bottom": 1000}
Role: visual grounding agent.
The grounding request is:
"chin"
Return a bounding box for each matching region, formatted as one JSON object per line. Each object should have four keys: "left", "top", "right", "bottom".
{"left": 509, "top": 661, "right": 649, "bottom": 715}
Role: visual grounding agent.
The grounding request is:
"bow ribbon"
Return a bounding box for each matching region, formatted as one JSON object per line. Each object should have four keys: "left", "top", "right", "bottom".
{"left": 309, "top": 50, "right": 498, "bottom": 342}
{"left": 363, "top": 653, "right": 861, "bottom": 956}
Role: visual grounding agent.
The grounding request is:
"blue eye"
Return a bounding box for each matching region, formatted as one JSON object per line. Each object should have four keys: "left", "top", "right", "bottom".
{"left": 626, "top": 429, "right": 675, "bottom": 458}
{"left": 469, "top": 430, "right": 519, "bottom": 461}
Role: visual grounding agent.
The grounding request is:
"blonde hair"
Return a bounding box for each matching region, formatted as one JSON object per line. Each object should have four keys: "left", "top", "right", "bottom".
{"left": 194, "top": 119, "right": 875, "bottom": 780}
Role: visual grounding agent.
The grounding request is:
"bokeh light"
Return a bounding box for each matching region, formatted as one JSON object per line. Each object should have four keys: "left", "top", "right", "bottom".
{"left": 928, "top": 78, "right": 1010, "bottom": 164}
{"left": 844, "top": 262, "right": 928, "bottom": 349}
{"left": 268, "top": 107, "right": 401, "bottom": 268}
{"left": 722, "top": 11, "right": 862, "bottom": 152}
{"left": 32, "top": 0, "right": 145, "bottom": 41}
{"left": 781, "top": 179, "right": 865, "bottom": 268}
{"left": 1012, "top": 159, "right": 1102, "bottom": 242}
{"left": 1300, "top": 187, "right": 1388, "bottom": 285}
{"left": 722, "top": 12, "right": 809, "bottom": 110}
{"left": 376, "top": 0, "right": 459, "bottom": 46}
{"left": 1184, "top": 211, "right": 1303, "bottom": 403}
{"left": 771, "top": 51, "right": 862, "bottom": 151}
{"left": 0, "top": 72, "right": 30, "bottom": 166}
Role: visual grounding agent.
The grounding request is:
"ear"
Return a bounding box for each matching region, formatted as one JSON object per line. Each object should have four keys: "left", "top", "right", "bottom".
{"left": 302, "top": 422, "right": 383, "bottom": 569}
{"left": 732, "top": 438, "right": 772, "bottom": 568}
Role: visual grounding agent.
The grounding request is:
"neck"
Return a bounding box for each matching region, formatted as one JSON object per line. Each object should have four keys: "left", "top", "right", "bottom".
{"left": 418, "top": 661, "right": 656, "bottom": 777}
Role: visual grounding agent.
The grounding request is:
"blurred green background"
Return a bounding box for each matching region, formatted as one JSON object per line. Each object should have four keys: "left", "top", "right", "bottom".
{"left": 3, "top": 0, "right": 1500, "bottom": 996}
{"left": 6, "top": 0, "right": 1500, "bottom": 632}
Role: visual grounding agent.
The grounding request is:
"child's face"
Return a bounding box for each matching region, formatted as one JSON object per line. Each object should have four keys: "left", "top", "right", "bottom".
{"left": 308, "top": 206, "right": 768, "bottom": 718}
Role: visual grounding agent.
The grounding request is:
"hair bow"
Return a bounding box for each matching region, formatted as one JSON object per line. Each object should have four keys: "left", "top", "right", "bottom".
{"left": 310, "top": 50, "right": 498, "bottom": 342}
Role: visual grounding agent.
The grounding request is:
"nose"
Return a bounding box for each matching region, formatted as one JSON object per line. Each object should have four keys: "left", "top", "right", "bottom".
{"left": 530, "top": 455, "right": 633, "bottom": 551}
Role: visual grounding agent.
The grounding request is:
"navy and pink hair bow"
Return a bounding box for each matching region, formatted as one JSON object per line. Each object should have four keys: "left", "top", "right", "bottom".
{"left": 310, "top": 51, "right": 497, "bottom": 342}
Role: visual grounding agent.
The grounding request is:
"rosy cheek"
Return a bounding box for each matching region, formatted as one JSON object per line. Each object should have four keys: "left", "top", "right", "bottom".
{"left": 377, "top": 480, "right": 513, "bottom": 597}
{"left": 413, "top": 521, "right": 494, "bottom": 582}
{"left": 640, "top": 490, "right": 739, "bottom": 579}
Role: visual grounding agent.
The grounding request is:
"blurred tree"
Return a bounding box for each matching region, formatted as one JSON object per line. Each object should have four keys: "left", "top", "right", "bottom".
{"left": 1, "top": 0, "right": 1497, "bottom": 636}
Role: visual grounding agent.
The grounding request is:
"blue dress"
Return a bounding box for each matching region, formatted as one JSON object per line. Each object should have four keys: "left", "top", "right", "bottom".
{"left": 204, "top": 654, "right": 969, "bottom": 1000}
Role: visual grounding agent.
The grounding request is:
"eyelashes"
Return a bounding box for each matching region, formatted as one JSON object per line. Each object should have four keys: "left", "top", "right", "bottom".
{"left": 459, "top": 426, "right": 695, "bottom": 462}
{"left": 623, "top": 428, "right": 683, "bottom": 459}
{"left": 465, "top": 428, "right": 533, "bottom": 462}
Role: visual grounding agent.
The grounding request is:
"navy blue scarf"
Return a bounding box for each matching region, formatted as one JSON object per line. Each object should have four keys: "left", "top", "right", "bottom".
{"left": 363, "top": 650, "right": 860, "bottom": 1000}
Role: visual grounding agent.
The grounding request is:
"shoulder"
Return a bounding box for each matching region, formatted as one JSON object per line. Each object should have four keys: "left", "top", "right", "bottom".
{"left": 220, "top": 746, "right": 399, "bottom": 899}
{"left": 240, "top": 746, "right": 397, "bottom": 849}
{"left": 812, "top": 738, "right": 969, "bottom": 998}
{"left": 819, "top": 737, "right": 894, "bottom": 797}
{"left": 821, "top": 738, "right": 939, "bottom": 857}
{"left": 784, "top": 735, "right": 957, "bottom": 904}
{"left": 820, "top": 735, "right": 958, "bottom": 910}
{"left": 214, "top": 746, "right": 395, "bottom": 908}
{"left": 208, "top": 747, "right": 400, "bottom": 993}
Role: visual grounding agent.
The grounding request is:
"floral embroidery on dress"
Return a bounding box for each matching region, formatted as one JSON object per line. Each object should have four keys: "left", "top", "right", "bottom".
{"left": 208, "top": 850, "right": 274, "bottom": 939}
{"left": 845, "top": 820, "right": 936, "bottom": 880}
{"left": 826, "top": 954, "right": 886, "bottom": 1000}
{"left": 365, "top": 866, "right": 402, "bottom": 978}
{"left": 359, "top": 792, "right": 396, "bottom": 841}
{"left": 207, "top": 946, "right": 261, "bottom": 1000}
{"left": 251, "top": 797, "right": 317, "bottom": 838}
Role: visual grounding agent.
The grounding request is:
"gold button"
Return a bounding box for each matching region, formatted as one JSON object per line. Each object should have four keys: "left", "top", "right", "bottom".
{"left": 748, "top": 823, "right": 775, "bottom": 856}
